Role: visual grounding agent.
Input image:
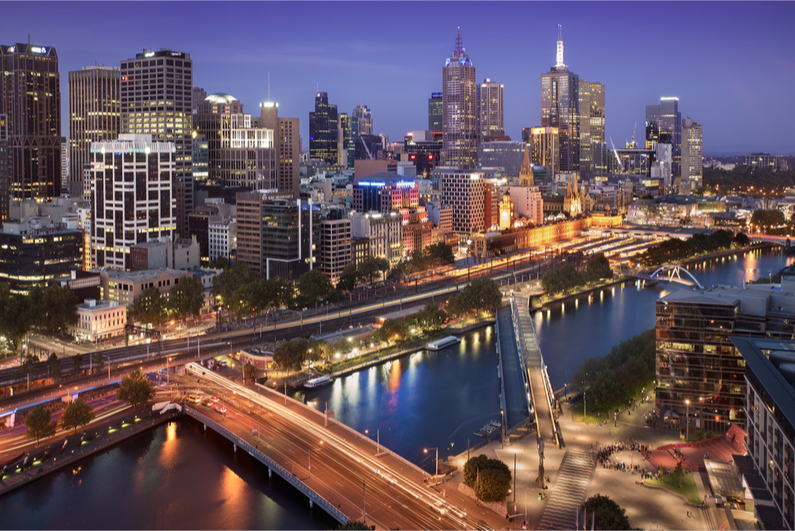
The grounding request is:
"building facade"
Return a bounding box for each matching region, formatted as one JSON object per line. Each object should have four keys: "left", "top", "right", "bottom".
{"left": 208, "top": 217, "right": 236, "bottom": 262}
{"left": 578, "top": 80, "right": 605, "bottom": 175}
{"left": 681, "top": 116, "right": 703, "bottom": 189}
{"left": 352, "top": 172, "right": 418, "bottom": 213}
{"left": 352, "top": 104, "right": 372, "bottom": 136}
{"left": 477, "top": 78, "right": 504, "bottom": 141}
{"left": 530, "top": 127, "right": 560, "bottom": 177}
{"left": 309, "top": 92, "right": 339, "bottom": 165}
{"left": 478, "top": 141, "right": 527, "bottom": 178}
{"left": 258, "top": 102, "right": 300, "bottom": 198}
{"left": 0, "top": 114, "right": 8, "bottom": 222}
{"left": 90, "top": 134, "right": 176, "bottom": 271}
{"left": 442, "top": 29, "right": 477, "bottom": 169}
{"left": 261, "top": 199, "right": 320, "bottom": 281}
{"left": 0, "top": 43, "right": 62, "bottom": 203}
{"left": 68, "top": 65, "right": 121, "bottom": 198}
{"left": 351, "top": 211, "right": 402, "bottom": 266}
{"left": 120, "top": 49, "right": 193, "bottom": 237}
{"left": 98, "top": 267, "right": 191, "bottom": 305}
{"left": 645, "top": 97, "right": 682, "bottom": 176}
{"left": 438, "top": 168, "right": 486, "bottom": 234}
{"left": 319, "top": 210, "right": 351, "bottom": 284}
{"left": 541, "top": 28, "right": 579, "bottom": 173}
{"left": 428, "top": 92, "right": 443, "bottom": 133}
{"left": 70, "top": 299, "right": 127, "bottom": 342}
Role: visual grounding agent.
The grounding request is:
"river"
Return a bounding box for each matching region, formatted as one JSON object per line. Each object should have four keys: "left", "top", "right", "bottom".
{"left": 1, "top": 247, "right": 788, "bottom": 529}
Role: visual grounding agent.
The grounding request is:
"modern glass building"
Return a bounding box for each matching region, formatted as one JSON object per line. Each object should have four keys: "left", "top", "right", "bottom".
{"left": 477, "top": 141, "right": 527, "bottom": 178}
{"left": 428, "top": 92, "right": 443, "bottom": 133}
{"left": 0, "top": 43, "right": 62, "bottom": 203}
{"left": 541, "top": 27, "right": 579, "bottom": 173}
{"left": 681, "top": 116, "right": 703, "bottom": 188}
{"left": 261, "top": 198, "right": 320, "bottom": 281}
{"left": 578, "top": 80, "right": 605, "bottom": 175}
{"left": 352, "top": 104, "right": 372, "bottom": 136}
{"left": 477, "top": 78, "right": 504, "bottom": 141}
{"left": 442, "top": 28, "right": 477, "bottom": 169}
{"left": 309, "top": 92, "right": 339, "bottom": 165}
{"left": 0, "top": 114, "right": 8, "bottom": 222}
{"left": 645, "top": 97, "right": 682, "bottom": 176}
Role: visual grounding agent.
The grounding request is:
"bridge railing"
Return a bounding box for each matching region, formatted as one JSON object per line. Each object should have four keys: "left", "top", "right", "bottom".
{"left": 184, "top": 406, "right": 349, "bottom": 524}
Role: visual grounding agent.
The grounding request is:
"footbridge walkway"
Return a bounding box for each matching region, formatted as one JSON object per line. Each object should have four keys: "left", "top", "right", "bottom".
{"left": 510, "top": 295, "right": 561, "bottom": 448}
{"left": 495, "top": 306, "right": 531, "bottom": 436}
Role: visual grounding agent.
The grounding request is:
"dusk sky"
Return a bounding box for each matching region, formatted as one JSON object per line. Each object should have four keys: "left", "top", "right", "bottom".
{"left": 5, "top": 1, "right": 795, "bottom": 155}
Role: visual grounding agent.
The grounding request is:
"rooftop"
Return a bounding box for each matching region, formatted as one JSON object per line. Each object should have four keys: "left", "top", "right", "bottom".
{"left": 97, "top": 268, "right": 190, "bottom": 282}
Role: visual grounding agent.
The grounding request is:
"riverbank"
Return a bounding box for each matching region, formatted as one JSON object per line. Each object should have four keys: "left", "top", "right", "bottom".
{"left": 0, "top": 403, "right": 181, "bottom": 498}
{"left": 531, "top": 277, "right": 627, "bottom": 311}
{"left": 676, "top": 242, "right": 771, "bottom": 268}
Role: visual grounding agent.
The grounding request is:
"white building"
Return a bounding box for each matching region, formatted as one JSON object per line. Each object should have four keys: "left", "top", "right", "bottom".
{"left": 437, "top": 168, "right": 486, "bottom": 234}
{"left": 319, "top": 214, "right": 352, "bottom": 283}
{"left": 90, "top": 134, "right": 176, "bottom": 271}
{"left": 70, "top": 299, "right": 126, "bottom": 342}
{"left": 351, "top": 211, "right": 402, "bottom": 266}
{"left": 506, "top": 186, "right": 544, "bottom": 225}
{"left": 208, "top": 218, "right": 236, "bottom": 262}
{"left": 681, "top": 117, "right": 703, "bottom": 189}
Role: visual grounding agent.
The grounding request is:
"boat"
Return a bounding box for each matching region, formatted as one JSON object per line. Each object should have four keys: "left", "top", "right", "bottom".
{"left": 304, "top": 376, "right": 333, "bottom": 389}
{"left": 426, "top": 335, "right": 460, "bottom": 351}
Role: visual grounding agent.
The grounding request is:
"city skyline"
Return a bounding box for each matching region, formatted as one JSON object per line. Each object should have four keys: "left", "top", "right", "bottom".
{"left": 3, "top": 1, "right": 794, "bottom": 155}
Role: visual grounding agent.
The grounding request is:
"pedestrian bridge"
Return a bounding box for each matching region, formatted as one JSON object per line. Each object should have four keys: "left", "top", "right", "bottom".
{"left": 622, "top": 264, "right": 704, "bottom": 290}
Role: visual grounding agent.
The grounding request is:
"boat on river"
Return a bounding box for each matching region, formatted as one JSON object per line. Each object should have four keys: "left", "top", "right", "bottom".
{"left": 304, "top": 376, "right": 333, "bottom": 389}
{"left": 426, "top": 335, "right": 460, "bottom": 351}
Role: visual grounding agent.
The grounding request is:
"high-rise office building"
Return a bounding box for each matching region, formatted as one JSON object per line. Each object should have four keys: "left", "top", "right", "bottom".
{"left": 90, "top": 134, "right": 176, "bottom": 271}
{"left": 0, "top": 114, "right": 8, "bottom": 221}
{"left": 0, "top": 43, "right": 62, "bottom": 203}
{"left": 428, "top": 92, "right": 443, "bottom": 133}
{"left": 477, "top": 78, "right": 504, "bottom": 141}
{"left": 578, "top": 80, "right": 605, "bottom": 175}
{"left": 529, "top": 127, "right": 560, "bottom": 175}
{"left": 442, "top": 28, "right": 477, "bottom": 169}
{"left": 193, "top": 93, "right": 276, "bottom": 190}
{"left": 191, "top": 87, "right": 206, "bottom": 113}
{"left": 541, "top": 26, "right": 579, "bottom": 174}
{"left": 60, "top": 137, "right": 69, "bottom": 193}
{"left": 259, "top": 101, "right": 300, "bottom": 198}
{"left": 352, "top": 104, "right": 372, "bottom": 136}
{"left": 120, "top": 49, "right": 193, "bottom": 238}
{"left": 68, "top": 65, "right": 121, "bottom": 198}
{"left": 319, "top": 208, "right": 351, "bottom": 284}
{"left": 645, "top": 97, "right": 681, "bottom": 176}
{"left": 681, "top": 116, "right": 702, "bottom": 188}
{"left": 309, "top": 92, "right": 339, "bottom": 164}
{"left": 438, "top": 168, "right": 486, "bottom": 233}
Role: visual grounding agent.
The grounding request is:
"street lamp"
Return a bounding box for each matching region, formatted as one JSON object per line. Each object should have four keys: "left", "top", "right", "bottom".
{"left": 167, "top": 357, "right": 172, "bottom": 385}
{"left": 424, "top": 447, "right": 439, "bottom": 486}
{"left": 685, "top": 399, "right": 690, "bottom": 440}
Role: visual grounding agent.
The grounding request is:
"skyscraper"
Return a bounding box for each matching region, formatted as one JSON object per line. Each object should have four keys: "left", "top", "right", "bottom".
{"left": 309, "top": 92, "right": 339, "bottom": 164}
{"left": 339, "top": 112, "right": 357, "bottom": 168}
{"left": 0, "top": 114, "right": 8, "bottom": 221}
{"left": 428, "top": 92, "right": 443, "bottom": 133}
{"left": 645, "top": 97, "right": 681, "bottom": 176}
{"left": 120, "top": 49, "right": 193, "bottom": 237}
{"left": 541, "top": 26, "right": 579, "bottom": 174}
{"left": 68, "top": 65, "right": 121, "bottom": 198}
{"left": 0, "top": 43, "right": 62, "bottom": 203}
{"left": 442, "top": 28, "right": 477, "bottom": 169}
{"left": 90, "top": 134, "right": 176, "bottom": 271}
{"left": 352, "top": 104, "right": 372, "bottom": 136}
{"left": 578, "top": 81, "right": 605, "bottom": 175}
{"left": 681, "top": 116, "right": 703, "bottom": 188}
{"left": 529, "top": 127, "right": 560, "bottom": 176}
{"left": 477, "top": 78, "right": 504, "bottom": 141}
{"left": 259, "top": 101, "right": 301, "bottom": 198}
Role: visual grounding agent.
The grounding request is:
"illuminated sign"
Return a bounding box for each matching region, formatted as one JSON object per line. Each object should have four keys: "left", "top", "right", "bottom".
{"left": 30, "top": 46, "right": 46, "bottom": 54}
{"left": 144, "top": 52, "right": 155, "bottom": 57}
{"left": 396, "top": 181, "right": 415, "bottom": 188}
{"left": 170, "top": 52, "right": 181, "bottom": 57}
{"left": 7, "top": 47, "right": 14, "bottom": 53}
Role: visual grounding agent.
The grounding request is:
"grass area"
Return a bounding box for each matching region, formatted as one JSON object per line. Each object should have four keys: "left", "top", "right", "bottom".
{"left": 568, "top": 380, "right": 654, "bottom": 425}
{"left": 646, "top": 473, "right": 702, "bottom": 505}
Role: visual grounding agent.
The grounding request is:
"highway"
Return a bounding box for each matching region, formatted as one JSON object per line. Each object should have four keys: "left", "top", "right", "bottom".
{"left": 178, "top": 365, "right": 513, "bottom": 530}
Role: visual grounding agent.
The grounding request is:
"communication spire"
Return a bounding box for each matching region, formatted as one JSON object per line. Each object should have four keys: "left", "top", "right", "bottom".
{"left": 455, "top": 26, "right": 463, "bottom": 56}
{"left": 555, "top": 24, "right": 565, "bottom": 68}
{"left": 268, "top": 72, "right": 271, "bottom": 101}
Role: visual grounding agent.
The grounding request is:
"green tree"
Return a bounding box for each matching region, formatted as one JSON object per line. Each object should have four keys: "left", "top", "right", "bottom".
{"left": 0, "top": 284, "right": 38, "bottom": 351}
{"left": 38, "top": 285, "right": 79, "bottom": 335}
{"left": 415, "top": 302, "right": 446, "bottom": 331}
{"left": 298, "top": 269, "right": 334, "bottom": 303}
{"left": 208, "top": 257, "right": 233, "bottom": 270}
{"left": 734, "top": 232, "right": 750, "bottom": 246}
{"left": 751, "top": 209, "right": 786, "bottom": 230}
{"left": 426, "top": 242, "right": 455, "bottom": 267}
{"left": 24, "top": 405, "right": 57, "bottom": 446}
{"left": 585, "top": 255, "right": 613, "bottom": 282}
{"left": 211, "top": 262, "right": 256, "bottom": 315}
{"left": 673, "top": 462, "right": 685, "bottom": 488}
{"left": 462, "top": 454, "right": 512, "bottom": 502}
{"left": 580, "top": 494, "right": 631, "bottom": 530}
{"left": 243, "top": 362, "right": 257, "bottom": 383}
{"left": 130, "top": 287, "right": 167, "bottom": 327}
{"left": 47, "top": 353, "right": 61, "bottom": 380}
{"left": 95, "top": 351, "right": 105, "bottom": 373}
{"left": 337, "top": 263, "right": 358, "bottom": 292}
{"left": 61, "top": 398, "right": 95, "bottom": 434}
{"left": 273, "top": 338, "right": 310, "bottom": 371}
{"left": 337, "top": 521, "right": 375, "bottom": 530}
{"left": 168, "top": 277, "right": 205, "bottom": 319}
{"left": 71, "top": 353, "right": 83, "bottom": 376}
{"left": 116, "top": 370, "right": 155, "bottom": 407}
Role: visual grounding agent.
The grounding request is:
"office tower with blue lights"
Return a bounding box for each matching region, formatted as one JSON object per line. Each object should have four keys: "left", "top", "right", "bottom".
{"left": 541, "top": 26, "right": 579, "bottom": 174}
{"left": 442, "top": 28, "right": 477, "bottom": 169}
{"left": 0, "top": 42, "right": 62, "bottom": 203}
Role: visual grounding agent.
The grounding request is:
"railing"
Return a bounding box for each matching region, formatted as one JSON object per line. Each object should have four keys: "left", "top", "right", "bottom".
{"left": 184, "top": 406, "right": 349, "bottom": 524}
{"left": 495, "top": 308, "right": 508, "bottom": 443}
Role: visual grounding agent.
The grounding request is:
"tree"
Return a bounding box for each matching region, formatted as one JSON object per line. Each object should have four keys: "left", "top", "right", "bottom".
{"left": 734, "top": 232, "right": 750, "bottom": 246}
{"left": 39, "top": 285, "right": 79, "bottom": 335}
{"left": 337, "top": 521, "right": 375, "bottom": 530}
{"left": 61, "top": 398, "right": 95, "bottom": 434}
{"left": 581, "top": 494, "right": 631, "bottom": 530}
{"left": 130, "top": 287, "right": 167, "bottom": 327}
{"left": 751, "top": 209, "right": 785, "bottom": 230}
{"left": 337, "top": 264, "right": 358, "bottom": 292}
{"left": 208, "top": 257, "right": 232, "bottom": 270}
{"left": 24, "top": 405, "right": 57, "bottom": 446}
{"left": 211, "top": 262, "right": 256, "bottom": 315}
{"left": 585, "top": 255, "right": 613, "bottom": 282}
{"left": 674, "top": 462, "right": 685, "bottom": 488}
{"left": 462, "top": 454, "right": 512, "bottom": 502}
{"left": 0, "top": 283, "right": 38, "bottom": 351}
{"left": 95, "top": 351, "right": 105, "bottom": 373}
{"left": 415, "top": 302, "right": 446, "bottom": 331}
{"left": 116, "top": 370, "right": 155, "bottom": 407}
{"left": 47, "top": 353, "right": 61, "bottom": 380}
{"left": 273, "top": 338, "right": 310, "bottom": 371}
{"left": 426, "top": 242, "right": 455, "bottom": 267}
{"left": 71, "top": 353, "right": 83, "bottom": 376}
{"left": 298, "top": 269, "right": 334, "bottom": 303}
{"left": 168, "top": 277, "right": 205, "bottom": 319}
{"left": 243, "top": 362, "right": 257, "bottom": 383}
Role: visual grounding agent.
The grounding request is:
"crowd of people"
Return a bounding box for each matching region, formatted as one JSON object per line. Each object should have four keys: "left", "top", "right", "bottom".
{"left": 596, "top": 439, "right": 652, "bottom": 471}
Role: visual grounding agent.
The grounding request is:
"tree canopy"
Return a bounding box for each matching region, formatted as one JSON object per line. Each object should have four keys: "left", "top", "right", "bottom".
{"left": 168, "top": 277, "right": 205, "bottom": 319}
{"left": 129, "top": 287, "right": 167, "bottom": 327}
{"left": 446, "top": 277, "right": 502, "bottom": 319}
{"left": 637, "top": 230, "right": 734, "bottom": 267}
{"left": 117, "top": 370, "right": 155, "bottom": 407}
{"left": 61, "top": 398, "right": 95, "bottom": 434}
{"left": 541, "top": 255, "right": 614, "bottom": 295}
{"left": 750, "top": 209, "right": 786, "bottom": 230}
{"left": 581, "top": 494, "right": 631, "bottom": 530}
{"left": 273, "top": 338, "right": 310, "bottom": 371}
{"left": 462, "top": 454, "right": 512, "bottom": 502}
{"left": 24, "top": 405, "right": 57, "bottom": 446}
{"left": 298, "top": 269, "right": 334, "bottom": 303}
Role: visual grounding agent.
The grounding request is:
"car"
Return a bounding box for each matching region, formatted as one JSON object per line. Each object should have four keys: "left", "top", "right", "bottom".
{"left": 215, "top": 406, "right": 227, "bottom": 415}
{"left": 209, "top": 396, "right": 220, "bottom": 403}
{"left": 200, "top": 398, "right": 212, "bottom": 406}
{"left": 187, "top": 393, "right": 202, "bottom": 404}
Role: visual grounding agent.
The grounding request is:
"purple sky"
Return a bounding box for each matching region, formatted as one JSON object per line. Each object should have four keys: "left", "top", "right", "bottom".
{"left": 6, "top": 1, "right": 795, "bottom": 155}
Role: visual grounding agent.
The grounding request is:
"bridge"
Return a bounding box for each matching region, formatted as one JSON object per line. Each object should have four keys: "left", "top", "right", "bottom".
{"left": 495, "top": 306, "right": 531, "bottom": 436}
{"left": 181, "top": 363, "right": 508, "bottom": 530}
{"left": 622, "top": 264, "right": 704, "bottom": 289}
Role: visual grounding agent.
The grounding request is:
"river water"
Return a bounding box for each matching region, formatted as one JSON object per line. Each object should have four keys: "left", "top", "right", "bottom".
{"left": 1, "top": 247, "right": 789, "bottom": 529}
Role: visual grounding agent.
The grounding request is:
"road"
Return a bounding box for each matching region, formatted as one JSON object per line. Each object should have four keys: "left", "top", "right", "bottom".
{"left": 178, "top": 366, "right": 516, "bottom": 530}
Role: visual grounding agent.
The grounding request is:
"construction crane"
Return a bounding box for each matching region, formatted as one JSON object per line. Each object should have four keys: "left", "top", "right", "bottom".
{"left": 628, "top": 121, "right": 638, "bottom": 148}
{"left": 358, "top": 135, "right": 373, "bottom": 160}
{"left": 609, "top": 137, "right": 622, "bottom": 167}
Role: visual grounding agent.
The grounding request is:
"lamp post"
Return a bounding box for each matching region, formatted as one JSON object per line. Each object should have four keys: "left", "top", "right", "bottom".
{"left": 425, "top": 447, "right": 439, "bottom": 485}
{"left": 167, "top": 357, "right": 172, "bottom": 384}
{"left": 685, "top": 399, "right": 690, "bottom": 440}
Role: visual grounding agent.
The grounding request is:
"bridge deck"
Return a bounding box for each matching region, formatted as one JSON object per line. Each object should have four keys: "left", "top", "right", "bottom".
{"left": 512, "top": 296, "right": 559, "bottom": 447}
{"left": 496, "top": 306, "right": 530, "bottom": 431}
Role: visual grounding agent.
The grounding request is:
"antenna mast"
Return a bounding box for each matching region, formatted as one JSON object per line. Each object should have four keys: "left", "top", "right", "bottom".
{"left": 268, "top": 72, "right": 271, "bottom": 101}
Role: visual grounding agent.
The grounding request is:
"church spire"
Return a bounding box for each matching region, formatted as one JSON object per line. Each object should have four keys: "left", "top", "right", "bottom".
{"left": 519, "top": 144, "right": 534, "bottom": 187}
